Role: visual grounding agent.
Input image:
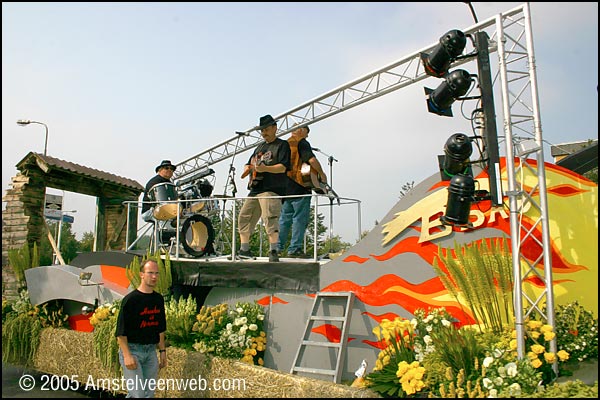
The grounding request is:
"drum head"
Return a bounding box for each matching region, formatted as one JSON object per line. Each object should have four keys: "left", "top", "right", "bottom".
{"left": 149, "top": 182, "right": 177, "bottom": 201}
{"left": 181, "top": 214, "right": 215, "bottom": 257}
{"left": 153, "top": 204, "right": 180, "bottom": 220}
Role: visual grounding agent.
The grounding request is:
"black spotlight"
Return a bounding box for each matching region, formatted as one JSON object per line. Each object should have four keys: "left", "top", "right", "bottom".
{"left": 425, "top": 69, "right": 473, "bottom": 117}
{"left": 440, "top": 173, "right": 475, "bottom": 227}
{"left": 440, "top": 133, "right": 473, "bottom": 180}
{"left": 421, "top": 30, "right": 467, "bottom": 78}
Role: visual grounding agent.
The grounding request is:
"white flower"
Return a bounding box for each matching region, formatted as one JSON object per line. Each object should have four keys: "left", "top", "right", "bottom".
{"left": 488, "top": 388, "right": 498, "bottom": 398}
{"left": 426, "top": 325, "right": 433, "bottom": 332}
{"left": 483, "top": 356, "right": 494, "bottom": 368}
{"left": 423, "top": 335, "right": 432, "bottom": 345}
{"left": 441, "top": 319, "right": 451, "bottom": 327}
{"left": 234, "top": 318, "right": 243, "bottom": 326}
{"left": 249, "top": 324, "right": 258, "bottom": 331}
{"left": 237, "top": 307, "right": 243, "bottom": 313}
{"left": 506, "top": 383, "right": 521, "bottom": 396}
{"left": 410, "top": 318, "right": 417, "bottom": 328}
{"left": 505, "top": 362, "right": 518, "bottom": 377}
{"left": 482, "top": 378, "right": 494, "bottom": 389}
{"left": 257, "top": 314, "right": 264, "bottom": 321}
{"left": 240, "top": 326, "right": 248, "bottom": 335}
{"left": 493, "top": 377, "right": 504, "bottom": 386}
{"left": 226, "top": 323, "right": 232, "bottom": 330}
{"left": 493, "top": 348, "right": 503, "bottom": 359}
{"left": 240, "top": 316, "right": 247, "bottom": 324}
{"left": 497, "top": 366, "right": 507, "bottom": 377}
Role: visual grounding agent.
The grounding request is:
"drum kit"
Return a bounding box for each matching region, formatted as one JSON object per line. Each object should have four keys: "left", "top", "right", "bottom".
{"left": 147, "top": 177, "right": 219, "bottom": 257}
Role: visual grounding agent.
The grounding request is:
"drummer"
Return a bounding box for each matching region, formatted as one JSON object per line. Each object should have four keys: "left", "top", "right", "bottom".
{"left": 141, "top": 160, "right": 176, "bottom": 222}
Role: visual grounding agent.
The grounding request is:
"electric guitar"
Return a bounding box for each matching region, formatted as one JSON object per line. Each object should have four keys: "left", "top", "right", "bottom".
{"left": 241, "top": 154, "right": 265, "bottom": 189}
{"left": 300, "top": 163, "right": 341, "bottom": 205}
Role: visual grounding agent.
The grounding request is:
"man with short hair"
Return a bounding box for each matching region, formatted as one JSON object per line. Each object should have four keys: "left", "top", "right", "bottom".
{"left": 116, "top": 259, "right": 167, "bottom": 398}
{"left": 238, "top": 114, "right": 291, "bottom": 262}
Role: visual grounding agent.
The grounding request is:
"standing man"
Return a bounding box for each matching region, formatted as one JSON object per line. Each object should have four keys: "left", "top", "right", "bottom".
{"left": 278, "top": 125, "right": 328, "bottom": 257}
{"left": 239, "top": 114, "right": 291, "bottom": 262}
{"left": 116, "top": 259, "right": 167, "bottom": 398}
{"left": 141, "top": 160, "right": 177, "bottom": 222}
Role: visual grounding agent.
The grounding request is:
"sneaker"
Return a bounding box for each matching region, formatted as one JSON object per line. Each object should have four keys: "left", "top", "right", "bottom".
{"left": 269, "top": 250, "right": 279, "bottom": 262}
{"left": 288, "top": 250, "right": 309, "bottom": 258}
{"left": 238, "top": 249, "right": 253, "bottom": 259}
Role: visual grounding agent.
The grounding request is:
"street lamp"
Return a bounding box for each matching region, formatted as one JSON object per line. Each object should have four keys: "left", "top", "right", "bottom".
{"left": 55, "top": 210, "right": 76, "bottom": 264}
{"left": 17, "top": 119, "right": 49, "bottom": 156}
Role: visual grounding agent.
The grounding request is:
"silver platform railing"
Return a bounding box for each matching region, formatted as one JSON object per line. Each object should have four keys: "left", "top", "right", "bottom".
{"left": 124, "top": 192, "right": 361, "bottom": 262}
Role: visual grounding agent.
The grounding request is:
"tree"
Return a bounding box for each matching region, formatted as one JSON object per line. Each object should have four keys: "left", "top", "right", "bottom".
{"left": 39, "top": 220, "right": 79, "bottom": 265}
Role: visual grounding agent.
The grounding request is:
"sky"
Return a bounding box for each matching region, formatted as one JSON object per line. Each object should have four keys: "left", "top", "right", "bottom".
{"left": 2, "top": 2, "right": 598, "bottom": 243}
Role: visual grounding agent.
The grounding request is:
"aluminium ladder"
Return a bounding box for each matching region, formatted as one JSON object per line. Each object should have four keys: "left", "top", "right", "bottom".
{"left": 289, "top": 291, "right": 355, "bottom": 383}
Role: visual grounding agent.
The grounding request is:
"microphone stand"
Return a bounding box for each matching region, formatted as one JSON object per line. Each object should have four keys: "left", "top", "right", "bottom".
{"left": 312, "top": 147, "right": 338, "bottom": 255}
{"left": 216, "top": 133, "right": 244, "bottom": 256}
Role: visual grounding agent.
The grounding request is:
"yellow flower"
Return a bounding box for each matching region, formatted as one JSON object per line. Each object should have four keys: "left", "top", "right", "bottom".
{"left": 530, "top": 344, "right": 545, "bottom": 354}
{"left": 557, "top": 350, "right": 570, "bottom": 361}
{"left": 530, "top": 331, "right": 541, "bottom": 340}
{"left": 543, "top": 331, "right": 555, "bottom": 341}
{"left": 540, "top": 324, "right": 553, "bottom": 333}
{"left": 531, "top": 358, "right": 543, "bottom": 369}
{"left": 527, "top": 320, "right": 543, "bottom": 330}
{"left": 544, "top": 352, "right": 556, "bottom": 363}
{"left": 509, "top": 339, "right": 518, "bottom": 350}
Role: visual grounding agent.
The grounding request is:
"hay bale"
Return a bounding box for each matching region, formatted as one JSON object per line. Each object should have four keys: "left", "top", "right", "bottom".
{"left": 33, "top": 328, "right": 123, "bottom": 394}
{"left": 32, "top": 328, "right": 380, "bottom": 398}
{"left": 208, "top": 358, "right": 380, "bottom": 398}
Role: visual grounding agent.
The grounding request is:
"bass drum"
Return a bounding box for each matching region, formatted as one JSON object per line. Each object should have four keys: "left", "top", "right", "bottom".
{"left": 180, "top": 214, "right": 215, "bottom": 257}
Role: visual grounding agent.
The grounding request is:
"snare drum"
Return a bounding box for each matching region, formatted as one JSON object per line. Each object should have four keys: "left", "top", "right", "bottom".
{"left": 149, "top": 182, "right": 180, "bottom": 220}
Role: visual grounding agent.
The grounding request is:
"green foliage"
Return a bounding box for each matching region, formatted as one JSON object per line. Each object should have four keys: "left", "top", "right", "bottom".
{"left": 39, "top": 221, "right": 79, "bottom": 264}
{"left": 30, "top": 300, "right": 70, "bottom": 328}
{"left": 7, "top": 242, "right": 40, "bottom": 289}
{"left": 430, "top": 326, "right": 485, "bottom": 382}
{"left": 433, "top": 238, "right": 513, "bottom": 334}
{"left": 125, "top": 250, "right": 172, "bottom": 297}
{"left": 165, "top": 295, "right": 198, "bottom": 350}
{"left": 365, "top": 318, "right": 426, "bottom": 397}
{"left": 78, "top": 231, "right": 95, "bottom": 253}
{"left": 92, "top": 311, "right": 121, "bottom": 376}
{"left": 520, "top": 379, "right": 598, "bottom": 398}
{"left": 2, "top": 312, "right": 42, "bottom": 366}
{"left": 551, "top": 301, "right": 598, "bottom": 364}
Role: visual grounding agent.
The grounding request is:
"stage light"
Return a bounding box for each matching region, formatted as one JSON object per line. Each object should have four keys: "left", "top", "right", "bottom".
{"left": 421, "top": 30, "right": 467, "bottom": 78}
{"left": 440, "top": 173, "right": 475, "bottom": 227}
{"left": 425, "top": 69, "right": 472, "bottom": 117}
{"left": 441, "top": 133, "right": 473, "bottom": 179}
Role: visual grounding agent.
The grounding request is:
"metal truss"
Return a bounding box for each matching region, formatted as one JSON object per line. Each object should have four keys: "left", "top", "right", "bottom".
{"left": 494, "top": 3, "right": 556, "bottom": 360}
{"left": 173, "top": 2, "right": 554, "bottom": 359}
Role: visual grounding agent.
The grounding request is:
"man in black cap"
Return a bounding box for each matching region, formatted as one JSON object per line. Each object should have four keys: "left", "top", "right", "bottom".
{"left": 141, "top": 160, "right": 177, "bottom": 222}
{"left": 238, "top": 115, "right": 291, "bottom": 262}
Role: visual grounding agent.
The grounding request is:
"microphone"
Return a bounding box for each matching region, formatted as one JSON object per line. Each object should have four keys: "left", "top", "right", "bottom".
{"left": 235, "top": 131, "right": 249, "bottom": 136}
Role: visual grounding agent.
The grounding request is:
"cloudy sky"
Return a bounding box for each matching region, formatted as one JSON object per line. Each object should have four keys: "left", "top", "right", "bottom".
{"left": 2, "top": 2, "right": 598, "bottom": 243}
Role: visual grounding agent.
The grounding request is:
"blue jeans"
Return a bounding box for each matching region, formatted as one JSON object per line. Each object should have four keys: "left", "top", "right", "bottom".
{"left": 278, "top": 196, "right": 311, "bottom": 253}
{"left": 119, "top": 343, "right": 159, "bottom": 398}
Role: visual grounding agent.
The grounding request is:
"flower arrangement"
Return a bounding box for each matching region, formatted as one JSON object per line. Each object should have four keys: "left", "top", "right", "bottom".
{"left": 192, "top": 301, "right": 267, "bottom": 365}
{"left": 365, "top": 317, "right": 427, "bottom": 397}
{"left": 89, "top": 301, "right": 120, "bottom": 327}
{"left": 511, "top": 320, "right": 570, "bottom": 384}
{"left": 480, "top": 348, "right": 541, "bottom": 397}
{"left": 165, "top": 294, "right": 197, "bottom": 350}
{"left": 552, "top": 301, "right": 598, "bottom": 364}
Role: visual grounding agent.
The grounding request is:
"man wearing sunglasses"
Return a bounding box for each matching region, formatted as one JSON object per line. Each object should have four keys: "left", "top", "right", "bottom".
{"left": 141, "top": 160, "right": 177, "bottom": 222}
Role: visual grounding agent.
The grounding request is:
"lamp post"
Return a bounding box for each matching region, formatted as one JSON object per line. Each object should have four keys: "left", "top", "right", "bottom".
{"left": 54, "top": 210, "right": 76, "bottom": 264}
{"left": 17, "top": 119, "right": 49, "bottom": 156}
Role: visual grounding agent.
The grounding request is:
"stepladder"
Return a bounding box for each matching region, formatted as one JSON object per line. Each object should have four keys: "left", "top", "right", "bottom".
{"left": 289, "top": 291, "right": 355, "bottom": 383}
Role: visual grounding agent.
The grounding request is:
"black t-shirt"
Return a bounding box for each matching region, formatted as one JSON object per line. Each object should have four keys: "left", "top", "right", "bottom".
{"left": 246, "top": 138, "right": 291, "bottom": 197}
{"left": 115, "top": 289, "right": 166, "bottom": 345}
{"left": 286, "top": 138, "right": 315, "bottom": 197}
{"left": 141, "top": 175, "right": 172, "bottom": 213}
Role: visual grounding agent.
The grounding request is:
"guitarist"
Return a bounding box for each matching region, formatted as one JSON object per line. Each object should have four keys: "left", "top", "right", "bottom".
{"left": 278, "top": 124, "right": 328, "bottom": 258}
{"left": 238, "top": 114, "right": 291, "bottom": 262}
